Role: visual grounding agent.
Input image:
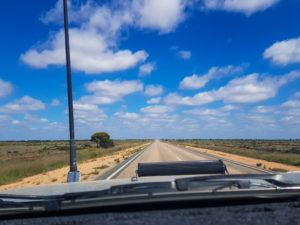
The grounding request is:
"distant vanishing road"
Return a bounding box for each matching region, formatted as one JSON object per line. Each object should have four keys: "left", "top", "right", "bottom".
{"left": 100, "top": 140, "right": 270, "bottom": 180}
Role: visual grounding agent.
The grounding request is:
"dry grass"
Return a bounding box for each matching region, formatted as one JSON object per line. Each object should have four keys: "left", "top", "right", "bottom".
{"left": 0, "top": 143, "right": 150, "bottom": 191}
{"left": 0, "top": 140, "right": 148, "bottom": 185}
{"left": 271, "top": 168, "right": 288, "bottom": 172}
{"left": 94, "top": 165, "right": 109, "bottom": 170}
{"left": 169, "top": 139, "right": 300, "bottom": 167}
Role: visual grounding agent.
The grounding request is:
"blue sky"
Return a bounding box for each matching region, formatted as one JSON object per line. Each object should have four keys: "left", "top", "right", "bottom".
{"left": 0, "top": 0, "right": 300, "bottom": 140}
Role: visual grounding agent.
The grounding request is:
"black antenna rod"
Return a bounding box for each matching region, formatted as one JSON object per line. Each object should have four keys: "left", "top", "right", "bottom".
{"left": 63, "top": 0, "right": 80, "bottom": 182}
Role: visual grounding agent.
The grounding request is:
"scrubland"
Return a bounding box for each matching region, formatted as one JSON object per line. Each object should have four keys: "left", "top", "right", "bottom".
{"left": 168, "top": 139, "right": 300, "bottom": 169}
{"left": 0, "top": 140, "right": 148, "bottom": 185}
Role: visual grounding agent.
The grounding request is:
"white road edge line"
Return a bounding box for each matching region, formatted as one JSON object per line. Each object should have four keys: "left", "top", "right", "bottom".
{"left": 184, "top": 146, "right": 273, "bottom": 174}
{"left": 105, "top": 145, "right": 149, "bottom": 180}
{"left": 165, "top": 142, "right": 273, "bottom": 174}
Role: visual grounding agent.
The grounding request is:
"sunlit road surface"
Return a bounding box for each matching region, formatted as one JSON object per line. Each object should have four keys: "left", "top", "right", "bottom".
{"left": 103, "top": 140, "right": 270, "bottom": 180}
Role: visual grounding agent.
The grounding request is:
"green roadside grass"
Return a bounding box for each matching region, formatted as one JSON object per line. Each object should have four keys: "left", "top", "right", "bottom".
{"left": 0, "top": 140, "right": 148, "bottom": 185}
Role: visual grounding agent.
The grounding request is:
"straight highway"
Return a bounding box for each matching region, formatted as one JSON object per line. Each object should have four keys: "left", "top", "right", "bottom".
{"left": 101, "top": 140, "right": 270, "bottom": 180}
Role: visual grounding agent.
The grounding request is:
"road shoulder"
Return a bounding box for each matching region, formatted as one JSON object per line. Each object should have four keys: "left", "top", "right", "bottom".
{"left": 184, "top": 145, "right": 300, "bottom": 172}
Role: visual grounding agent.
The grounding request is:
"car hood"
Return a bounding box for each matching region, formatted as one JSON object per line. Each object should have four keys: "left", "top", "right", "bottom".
{"left": 0, "top": 176, "right": 182, "bottom": 196}
{"left": 2, "top": 172, "right": 300, "bottom": 196}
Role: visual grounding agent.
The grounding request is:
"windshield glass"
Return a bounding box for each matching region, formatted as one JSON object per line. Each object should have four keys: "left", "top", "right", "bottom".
{"left": 0, "top": 0, "right": 300, "bottom": 198}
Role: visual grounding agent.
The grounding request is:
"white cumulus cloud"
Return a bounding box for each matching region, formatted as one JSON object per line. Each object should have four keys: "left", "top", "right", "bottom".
{"left": 264, "top": 37, "right": 300, "bottom": 66}
{"left": 21, "top": 29, "right": 147, "bottom": 74}
{"left": 218, "top": 71, "right": 300, "bottom": 103}
{"left": 114, "top": 111, "right": 140, "bottom": 120}
{"left": 74, "top": 102, "right": 107, "bottom": 126}
{"left": 0, "top": 96, "right": 46, "bottom": 114}
{"left": 139, "top": 62, "right": 155, "bottom": 76}
{"left": 166, "top": 71, "right": 300, "bottom": 105}
{"left": 141, "top": 105, "right": 173, "bottom": 114}
{"left": 251, "top": 105, "right": 274, "bottom": 113}
{"left": 222, "top": 104, "right": 239, "bottom": 111}
{"left": 132, "top": 0, "right": 188, "bottom": 33}
{"left": 203, "top": 0, "right": 279, "bottom": 16}
{"left": 180, "top": 65, "right": 243, "bottom": 90}
{"left": 24, "top": 114, "right": 49, "bottom": 123}
{"left": 216, "top": 73, "right": 276, "bottom": 103}
{"left": 22, "top": 0, "right": 191, "bottom": 74}
{"left": 282, "top": 100, "right": 300, "bottom": 109}
{"left": 165, "top": 92, "right": 215, "bottom": 105}
{"left": 0, "top": 79, "right": 13, "bottom": 98}
{"left": 177, "top": 50, "right": 191, "bottom": 60}
{"left": 144, "top": 85, "right": 164, "bottom": 96}
{"left": 185, "top": 108, "right": 221, "bottom": 116}
{"left": 79, "top": 80, "right": 143, "bottom": 105}
{"left": 147, "top": 97, "right": 161, "bottom": 104}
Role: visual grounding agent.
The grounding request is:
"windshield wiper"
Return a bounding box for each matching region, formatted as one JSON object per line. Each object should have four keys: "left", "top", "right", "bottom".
{"left": 175, "top": 176, "right": 281, "bottom": 192}
{"left": 0, "top": 182, "right": 173, "bottom": 213}
{"left": 211, "top": 180, "right": 278, "bottom": 192}
{"left": 0, "top": 197, "right": 61, "bottom": 214}
{"left": 61, "top": 181, "right": 172, "bottom": 200}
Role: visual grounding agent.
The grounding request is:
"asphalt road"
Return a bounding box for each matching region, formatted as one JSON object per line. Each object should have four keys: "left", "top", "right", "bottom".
{"left": 102, "top": 140, "right": 270, "bottom": 180}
